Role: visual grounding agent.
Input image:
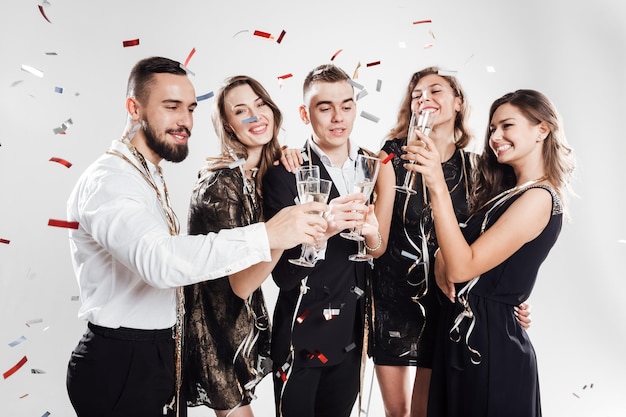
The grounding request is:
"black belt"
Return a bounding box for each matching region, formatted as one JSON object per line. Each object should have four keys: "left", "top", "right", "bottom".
{"left": 88, "top": 322, "right": 172, "bottom": 342}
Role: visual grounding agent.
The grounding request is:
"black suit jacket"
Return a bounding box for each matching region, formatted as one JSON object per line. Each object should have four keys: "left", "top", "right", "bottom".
{"left": 262, "top": 148, "right": 369, "bottom": 370}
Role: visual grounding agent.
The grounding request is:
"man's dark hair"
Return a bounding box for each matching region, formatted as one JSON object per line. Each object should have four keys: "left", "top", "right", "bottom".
{"left": 126, "top": 56, "right": 187, "bottom": 104}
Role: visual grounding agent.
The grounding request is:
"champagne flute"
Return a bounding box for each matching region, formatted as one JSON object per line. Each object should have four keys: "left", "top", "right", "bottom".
{"left": 289, "top": 178, "right": 333, "bottom": 267}
{"left": 341, "top": 154, "right": 381, "bottom": 241}
{"left": 394, "top": 110, "right": 435, "bottom": 194}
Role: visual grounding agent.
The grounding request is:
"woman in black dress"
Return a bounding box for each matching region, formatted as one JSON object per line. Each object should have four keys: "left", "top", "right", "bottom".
{"left": 411, "top": 89, "right": 575, "bottom": 416}
{"left": 184, "top": 75, "right": 284, "bottom": 417}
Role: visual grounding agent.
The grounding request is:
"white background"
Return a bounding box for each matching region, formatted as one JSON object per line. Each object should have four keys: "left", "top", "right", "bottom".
{"left": 1, "top": 0, "right": 625, "bottom": 416}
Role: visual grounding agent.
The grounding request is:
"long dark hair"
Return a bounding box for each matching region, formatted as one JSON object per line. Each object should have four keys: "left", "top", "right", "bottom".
{"left": 471, "top": 89, "right": 576, "bottom": 213}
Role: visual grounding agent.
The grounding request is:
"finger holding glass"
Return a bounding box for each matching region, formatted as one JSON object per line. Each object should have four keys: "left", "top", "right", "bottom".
{"left": 394, "top": 109, "right": 436, "bottom": 194}
{"left": 340, "top": 154, "right": 381, "bottom": 241}
{"left": 289, "top": 177, "right": 333, "bottom": 267}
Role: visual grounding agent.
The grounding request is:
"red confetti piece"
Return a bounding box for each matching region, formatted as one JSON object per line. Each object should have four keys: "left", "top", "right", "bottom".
{"left": 49, "top": 157, "right": 72, "bottom": 168}
{"left": 296, "top": 310, "right": 310, "bottom": 324}
{"left": 183, "top": 47, "right": 196, "bottom": 67}
{"left": 0, "top": 238, "right": 10, "bottom": 244}
{"left": 122, "top": 39, "right": 140, "bottom": 48}
{"left": 366, "top": 61, "right": 381, "bottom": 67}
{"left": 316, "top": 352, "right": 328, "bottom": 363}
{"left": 276, "top": 30, "right": 286, "bottom": 44}
{"left": 48, "top": 219, "right": 79, "bottom": 229}
{"left": 3, "top": 356, "right": 27, "bottom": 379}
{"left": 253, "top": 30, "right": 272, "bottom": 39}
{"left": 38, "top": 5, "right": 51, "bottom": 23}
{"left": 424, "top": 43, "right": 433, "bottom": 49}
{"left": 330, "top": 49, "right": 343, "bottom": 61}
{"left": 382, "top": 153, "right": 395, "bottom": 164}
{"left": 413, "top": 19, "right": 432, "bottom": 25}
{"left": 278, "top": 73, "right": 293, "bottom": 80}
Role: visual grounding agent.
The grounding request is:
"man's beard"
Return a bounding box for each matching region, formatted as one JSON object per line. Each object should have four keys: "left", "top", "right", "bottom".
{"left": 141, "top": 119, "right": 189, "bottom": 163}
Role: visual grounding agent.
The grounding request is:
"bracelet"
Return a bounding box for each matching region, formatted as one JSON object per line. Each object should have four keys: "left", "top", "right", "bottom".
{"left": 364, "top": 231, "right": 382, "bottom": 252}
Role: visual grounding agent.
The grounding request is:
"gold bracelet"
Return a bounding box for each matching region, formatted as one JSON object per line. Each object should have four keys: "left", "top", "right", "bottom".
{"left": 364, "top": 231, "right": 382, "bottom": 252}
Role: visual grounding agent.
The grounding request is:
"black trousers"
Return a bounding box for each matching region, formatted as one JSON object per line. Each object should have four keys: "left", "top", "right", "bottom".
{"left": 66, "top": 323, "right": 186, "bottom": 417}
{"left": 273, "top": 348, "right": 361, "bottom": 417}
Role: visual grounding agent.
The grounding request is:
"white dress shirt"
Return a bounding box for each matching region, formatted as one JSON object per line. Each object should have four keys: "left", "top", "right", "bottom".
{"left": 67, "top": 140, "right": 271, "bottom": 330}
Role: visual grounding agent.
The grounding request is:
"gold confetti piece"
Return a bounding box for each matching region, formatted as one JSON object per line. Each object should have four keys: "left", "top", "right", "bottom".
{"left": 352, "top": 61, "right": 361, "bottom": 79}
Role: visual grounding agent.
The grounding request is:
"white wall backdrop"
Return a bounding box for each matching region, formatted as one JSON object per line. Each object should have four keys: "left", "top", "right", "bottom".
{"left": 1, "top": 0, "right": 625, "bottom": 416}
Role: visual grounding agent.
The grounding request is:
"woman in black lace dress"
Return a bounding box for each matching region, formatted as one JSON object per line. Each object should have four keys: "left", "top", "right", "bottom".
{"left": 411, "top": 89, "right": 575, "bottom": 416}
{"left": 183, "top": 75, "right": 284, "bottom": 417}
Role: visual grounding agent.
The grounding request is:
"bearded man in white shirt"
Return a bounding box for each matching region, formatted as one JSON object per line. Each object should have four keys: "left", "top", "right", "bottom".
{"left": 65, "top": 56, "right": 328, "bottom": 417}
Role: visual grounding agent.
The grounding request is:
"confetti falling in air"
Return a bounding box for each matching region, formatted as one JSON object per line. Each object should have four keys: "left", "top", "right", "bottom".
{"left": 352, "top": 62, "right": 361, "bottom": 79}
{"left": 25, "top": 318, "right": 43, "bottom": 326}
{"left": 180, "top": 64, "right": 194, "bottom": 76}
{"left": 41, "top": 412, "right": 51, "bottom": 417}
{"left": 53, "top": 118, "right": 73, "bottom": 135}
{"left": 3, "top": 356, "right": 28, "bottom": 379}
{"left": 19, "top": 393, "right": 29, "bottom": 399}
{"left": 54, "top": 86, "right": 63, "bottom": 94}
{"left": 276, "top": 30, "right": 286, "bottom": 44}
{"left": 233, "top": 29, "right": 249, "bottom": 37}
{"left": 49, "top": 157, "right": 72, "bottom": 168}
{"left": 330, "top": 49, "right": 343, "bottom": 61}
{"left": 253, "top": 30, "right": 272, "bottom": 39}
{"left": 183, "top": 47, "right": 196, "bottom": 68}
{"left": 413, "top": 19, "right": 432, "bottom": 25}
{"left": 423, "top": 43, "right": 433, "bottom": 49}
{"left": 398, "top": 41, "right": 407, "bottom": 48}
{"left": 21, "top": 64, "right": 44, "bottom": 78}
{"left": 71, "top": 295, "right": 80, "bottom": 301}
{"left": 37, "top": 1, "right": 52, "bottom": 23}
{"left": 0, "top": 238, "right": 10, "bottom": 244}
{"left": 278, "top": 73, "right": 293, "bottom": 80}
{"left": 347, "top": 79, "right": 364, "bottom": 90}
{"left": 11, "top": 80, "right": 24, "bottom": 87}
{"left": 48, "top": 219, "right": 79, "bottom": 229}
{"left": 196, "top": 91, "right": 214, "bottom": 101}
{"left": 31, "top": 369, "right": 46, "bottom": 374}
{"left": 8, "top": 336, "right": 27, "bottom": 347}
{"left": 366, "top": 61, "right": 380, "bottom": 67}
{"left": 360, "top": 111, "right": 380, "bottom": 123}
{"left": 45, "top": 52, "right": 57, "bottom": 55}
{"left": 122, "top": 39, "right": 140, "bottom": 47}
{"left": 486, "top": 66, "right": 496, "bottom": 73}
{"left": 376, "top": 79, "right": 382, "bottom": 92}
{"left": 356, "top": 89, "right": 368, "bottom": 101}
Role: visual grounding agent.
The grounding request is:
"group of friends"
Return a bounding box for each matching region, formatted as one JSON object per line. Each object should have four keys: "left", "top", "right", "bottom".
{"left": 64, "top": 56, "right": 576, "bottom": 417}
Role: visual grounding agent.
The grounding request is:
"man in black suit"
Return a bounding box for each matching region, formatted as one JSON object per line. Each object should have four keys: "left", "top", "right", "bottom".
{"left": 262, "top": 64, "right": 383, "bottom": 417}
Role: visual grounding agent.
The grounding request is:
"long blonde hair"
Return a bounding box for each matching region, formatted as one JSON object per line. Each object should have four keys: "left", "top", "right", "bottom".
{"left": 386, "top": 66, "right": 472, "bottom": 149}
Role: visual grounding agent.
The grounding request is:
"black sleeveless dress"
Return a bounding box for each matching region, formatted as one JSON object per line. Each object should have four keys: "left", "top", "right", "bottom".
{"left": 370, "top": 138, "right": 472, "bottom": 367}
{"left": 427, "top": 185, "right": 563, "bottom": 417}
